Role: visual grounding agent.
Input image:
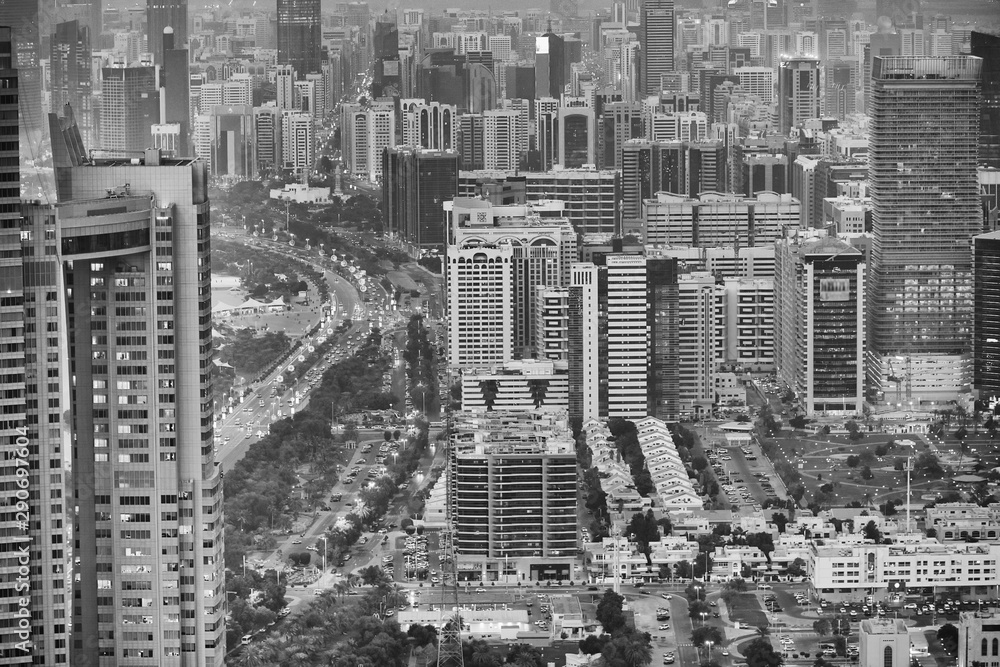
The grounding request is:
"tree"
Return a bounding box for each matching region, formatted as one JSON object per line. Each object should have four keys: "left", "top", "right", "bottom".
{"left": 628, "top": 509, "right": 662, "bottom": 559}
{"left": 744, "top": 637, "right": 784, "bottom": 667}
{"left": 596, "top": 589, "right": 627, "bottom": 635}
{"left": 579, "top": 634, "right": 610, "bottom": 655}
{"left": 812, "top": 619, "right": 832, "bottom": 636}
{"left": 723, "top": 577, "right": 748, "bottom": 593}
{"left": 845, "top": 420, "right": 862, "bottom": 440}
{"left": 506, "top": 643, "right": 544, "bottom": 667}
{"left": 937, "top": 624, "right": 959, "bottom": 654}
{"left": 786, "top": 558, "right": 808, "bottom": 578}
{"left": 846, "top": 455, "right": 861, "bottom": 468}
{"left": 601, "top": 631, "right": 653, "bottom": 667}
{"left": 771, "top": 512, "right": 789, "bottom": 533}
{"left": 747, "top": 532, "right": 776, "bottom": 567}
{"left": 833, "top": 636, "right": 847, "bottom": 656}
{"left": 913, "top": 451, "right": 943, "bottom": 478}
{"left": 861, "top": 465, "right": 874, "bottom": 480}
{"left": 789, "top": 414, "right": 810, "bottom": 429}
{"left": 675, "top": 560, "right": 693, "bottom": 580}
{"left": 407, "top": 624, "right": 438, "bottom": 647}
{"left": 692, "top": 626, "right": 725, "bottom": 646}
{"left": 358, "top": 565, "right": 388, "bottom": 586}
{"left": 689, "top": 600, "right": 712, "bottom": 621}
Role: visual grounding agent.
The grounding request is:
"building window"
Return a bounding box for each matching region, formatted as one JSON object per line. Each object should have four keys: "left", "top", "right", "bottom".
{"left": 884, "top": 646, "right": 892, "bottom": 667}
{"left": 993, "top": 639, "right": 999, "bottom": 656}
{"left": 984, "top": 639, "right": 989, "bottom": 656}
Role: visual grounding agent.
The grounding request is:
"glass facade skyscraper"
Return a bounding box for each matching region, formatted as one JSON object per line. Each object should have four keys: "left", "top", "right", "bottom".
{"left": 867, "top": 55, "right": 983, "bottom": 398}
{"left": 277, "top": 0, "right": 322, "bottom": 76}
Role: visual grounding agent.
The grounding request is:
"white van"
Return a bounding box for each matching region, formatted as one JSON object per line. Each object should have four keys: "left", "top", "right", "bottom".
{"left": 241, "top": 634, "right": 252, "bottom": 645}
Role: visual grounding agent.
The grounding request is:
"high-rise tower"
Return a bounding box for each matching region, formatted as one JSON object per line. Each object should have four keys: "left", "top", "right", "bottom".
{"left": 100, "top": 64, "right": 160, "bottom": 153}
{"left": 147, "top": 0, "right": 187, "bottom": 65}
{"left": 867, "top": 56, "right": 983, "bottom": 400}
{"left": 51, "top": 20, "right": 93, "bottom": 143}
{"left": 777, "top": 56, "right": 820, "bottom": 136}
{"left": 48, "top": 116, "right": 226, "bottom": 666}
{"left": 278, "top": 0, "right": 322, "bottom": 76}
{"left": 640, "top": 0, "right": 675, "bottom": 96}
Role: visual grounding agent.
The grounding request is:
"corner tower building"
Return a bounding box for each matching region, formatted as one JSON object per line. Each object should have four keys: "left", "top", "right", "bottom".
{"left": 48, "top": 115, "right": 226, "bottom": 665}
{"left": 867, "top": 56, "right": 983, "bottom": 401}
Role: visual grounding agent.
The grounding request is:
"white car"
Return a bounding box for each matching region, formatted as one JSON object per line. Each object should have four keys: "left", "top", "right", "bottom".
{"left": 904, "top": 603, "right": 918, "bottom": 609}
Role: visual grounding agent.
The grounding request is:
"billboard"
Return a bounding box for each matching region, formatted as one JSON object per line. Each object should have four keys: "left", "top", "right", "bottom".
{"left": 819, "top": 278, "right": 850, "bottom": 302}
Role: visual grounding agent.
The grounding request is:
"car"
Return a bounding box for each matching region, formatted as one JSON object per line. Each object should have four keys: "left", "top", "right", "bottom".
{"left": 292, "top": 540, "right": 302, "bottom": 544}
{"left": 722, "top": 650, "right": 730, "bottom": 656}
{"left": 476, "top": 587, "right": 486, "bottom": 593}
{"left": 904, "top": 603, "right": 918, "bottom": 609}
{"left": 313, "top": 589, "right": 324, "bottom": 595}
{"left": 661, "top": 593, "right": 671, "bottom": 600}
{"left": 663, "top": 657, "right": 675, "bottom": 664}
{"left": 241, "top": 634, "right": 253, "bottom": 645}
{"left": 659, "top": 624, "right": 670, "bottom": 630}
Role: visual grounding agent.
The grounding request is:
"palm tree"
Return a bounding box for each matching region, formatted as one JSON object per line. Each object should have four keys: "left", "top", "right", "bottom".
{"left": 234, "top": 643, "right": 272, "bottom": 667}
{"left": 620, "top": 639, "right": 653, "bottom": 667}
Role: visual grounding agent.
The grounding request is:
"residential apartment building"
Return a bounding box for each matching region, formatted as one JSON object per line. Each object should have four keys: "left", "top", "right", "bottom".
{"left": 808, "top": 540, "right": 1000, "bottom": 602}
{"left": 635, "top": 417, "right": 701, "bottom": 510}
{"left": 45, "top": 118, "right": 226, "bottom": 663}
{"left": 642, "top": 191, "right": 800, "bottom": 248}
{"left": 445, "top": 199, "right": 578, "bottom": 366}
{"left": 448, "top": 411, "right": 578, "bottom": 580}
{"left": 460, "top": 361, "right": 569, "bottom": 412}
{"left": 568, "top": 254, "right": 680, "bottom": 422}
{"left": 458, "top": 168, "right": 620, "bottom": 235}
{"left": 775, "top": 233, "right": 866, "bottom": 416}
{"left": 925, "top": 503, "right": 1000, "bottom": 542}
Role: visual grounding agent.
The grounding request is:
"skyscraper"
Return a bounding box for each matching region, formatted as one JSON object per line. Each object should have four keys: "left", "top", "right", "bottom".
{"left": 558, "top": 105, "right": 595, "bottom": 168}
{"left": 0, "top": 28, "right": 35, "bottom": 667}
{"left": 971, "top": 32, "right": 1000, "bottom": 169}
{"left": 278, "top": 0, "right": 322, "bottom": 76}
{"left": 372, "top": 12, "right": 400, "bottom": 98}
{"left": 640, "top": 0, "right": 675, "bottom": 96}
{"left": 40, "top": 113, "right": 225, "bottom": 665}
{"left": 568, "top": 253, "right": 679, "bottom": 422}
{"left": 775, "top": 234, "right": 866, "bottom": 416}
{"left": 100, "top": 65, "right": 160, "bottom": 153}
{"left": 382, "top": 147, "right": 459, "bottom": 249}
{"left": 51, "top": 20, "right": 93, "bottom": 143}
{"left": 868, "top": 55, "right": 984, "bottom": 400}
{"left": 973, "top": 231, "right": 1000, "bottom": 400}
{"left": 535, "top": 30, "right": 566, "bottom": 100}
{"left": 147, "top": 0, "right": 187, "bottom": 65}
{"left": 162, "top": 27, "right": 191, "bottom": 153}
{"left": 777, "top": 56, "right": 820, "bottom": 136}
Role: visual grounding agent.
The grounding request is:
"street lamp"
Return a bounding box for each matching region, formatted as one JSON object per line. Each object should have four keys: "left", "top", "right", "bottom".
{"left": 319, "top": 535, "right": 328, "bottom": 572}
{"left": 700, "top": 611, "right": 708, "bottom": 626}
{"left": 705, "top": 641, "right": 714, "bottom": 661}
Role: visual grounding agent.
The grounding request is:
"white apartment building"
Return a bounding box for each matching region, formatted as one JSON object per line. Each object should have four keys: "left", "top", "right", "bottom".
{"left": 735, "top": 66, "right": 775, "bottom": 104}
{"left": 678, "top": 271, "right": 720, "bottom": 417}
{"left": 642, "top": 191, "right": 800, "bottom": 248}
{"left": 536, "top": 286, "right": 570, "bottom": 362}
{"left": 281, "top": 110, "right": 314, "bottom": 175}
{"left": 447, "top": 244, "right": 514, "bottom": 368}
{"left": 446, "top": 199, "right": 577, "bottom": 364}
{"left": 808, "top": 539, "right": 1000, "bottom": 602}
{"left": 925, "top": 503, "right": 1000, "bottom": 542}
{"left": 461, "top": 361, "right": 569, "bottom": 412}
{"left": 400, "top": 99, "right": 458, "bottom": 151}
{"left": 483, "top": 109, "right": 520, "bottom": 171}
{"left": 719, "top": 277, "right": 775, "bottom": 372}
{"left": 649, "top": 111, "right": 709, "bottom": 142}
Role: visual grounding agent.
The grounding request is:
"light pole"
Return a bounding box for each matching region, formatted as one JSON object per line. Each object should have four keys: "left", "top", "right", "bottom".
{"left": 320, "top": 535, "right": 328, "bottom": 572}
{"left": 705, "top": 641, "right": 714, "bottom": 662}
{"left": 700, "top": 611, "right": 708, "bottom": 626}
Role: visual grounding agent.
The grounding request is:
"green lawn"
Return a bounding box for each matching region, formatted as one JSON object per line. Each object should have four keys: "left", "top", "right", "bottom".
{"left": 728, "top": 593, "right": 768, "bottom": 629}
